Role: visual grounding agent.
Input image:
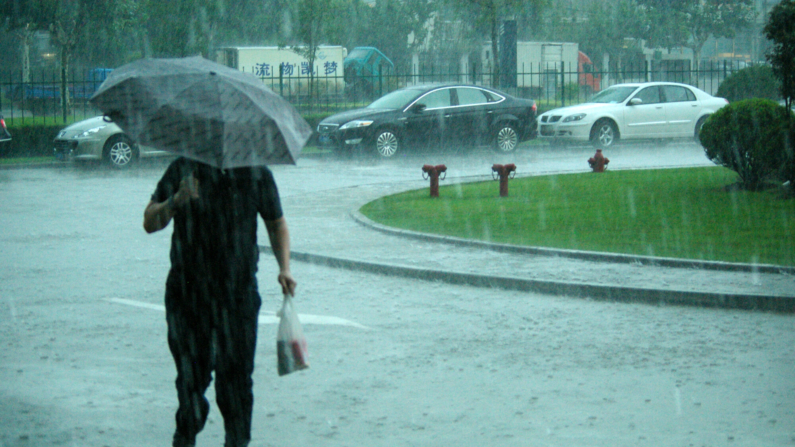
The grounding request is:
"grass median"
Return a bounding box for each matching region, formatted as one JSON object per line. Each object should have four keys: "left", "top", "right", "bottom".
{"left": 360, "top": 166, "right": 795, "bottom": 267}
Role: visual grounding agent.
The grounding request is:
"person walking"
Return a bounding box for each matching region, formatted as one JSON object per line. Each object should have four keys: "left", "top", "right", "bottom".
{"left": 143, "top": 157, "right": 296, "bottom": 447}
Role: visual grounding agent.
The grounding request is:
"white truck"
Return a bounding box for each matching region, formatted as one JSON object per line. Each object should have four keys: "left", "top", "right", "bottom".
{"left": 215, "top": 45, "right": 348, "bottom": 92}
{"left": 482, "top": 41, "right": 601, "bottom": 97}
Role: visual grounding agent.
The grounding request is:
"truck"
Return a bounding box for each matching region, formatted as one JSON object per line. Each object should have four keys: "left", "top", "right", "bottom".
{"left": 6, "top": 68, "right": 112, "bottom": 101}
{"left": 214, "top": 45, "right": 348, "bottom": 92}
{"left": 343, "top": 47, "right": 394, "bottom": 100}
{"left": 482, "top": 41, "right": 601, "bottom": 98}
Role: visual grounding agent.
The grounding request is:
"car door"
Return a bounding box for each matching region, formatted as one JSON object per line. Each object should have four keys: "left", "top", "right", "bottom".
{"left": 661, "top": 85, "right": 700, "bottom": 137}
{"left": 403, "top": 88, "right": 453, "bottom": 149}
{"left": 449, "top": 87, "right": 494, "bottom": 146}
{"left": 623, "top": 86, "right": 667, "bottom": 138}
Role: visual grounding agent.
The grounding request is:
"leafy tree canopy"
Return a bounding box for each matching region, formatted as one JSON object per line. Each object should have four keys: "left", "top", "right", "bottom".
{"left": 638, "top": 0, "right": 755, "bottom": 68}
{"left": 764, "top": 0, "right": 795, "bottom": 110}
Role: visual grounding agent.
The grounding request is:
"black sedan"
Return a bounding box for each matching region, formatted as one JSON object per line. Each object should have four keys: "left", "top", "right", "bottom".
{"left": 317, "top": 83, "right": 537, "bottom": 157}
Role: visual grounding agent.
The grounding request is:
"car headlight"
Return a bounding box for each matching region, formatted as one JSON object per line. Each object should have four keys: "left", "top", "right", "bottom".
{"left": 75, "top": 126, "right": 106, "bottom": 138}
{"left": 339, "top": 120, "right": 374, "bottom": 130}
{"left": 562, "top": 113, "right": 586, "bottom": 122}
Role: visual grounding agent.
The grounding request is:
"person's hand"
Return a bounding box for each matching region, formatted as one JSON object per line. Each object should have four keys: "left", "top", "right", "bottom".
{"left": 174, "top": 174, "right": 199, "bottom": 206}
{"left": 278, "top": 270, "right": 297, "bottom": 297}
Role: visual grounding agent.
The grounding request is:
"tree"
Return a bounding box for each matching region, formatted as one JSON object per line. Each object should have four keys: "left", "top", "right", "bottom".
{"left": 534, "top": 2, "right": 580, "bottom": 44}
{"left": 640, "top": 1, "right": 688, "bottom": 51}
{"left": 449, "top": 0, "right": 544, "bottom": 88}
{"left": 0, "top": 0, "right": 58, "bottom": 82}
{"left": 639, "top": 0, "right": 756, "bottom": 70}
{"left": 363, "top": 0, "right": 434, "bottom": 72}
{"left": 324, "top": 0, "right": 373, "bottom": 50}
{"left": 764, "top": 0, "right": 795, "bottom": 112}
{"left": 288, "top": 0, "right": 334, "bottom": 101}
{"left": 453, "top": 0, "right": 516, "bottom": 88}
{"left": 78, "top": 0, "right": 143, "bottom": 67}
{"left": 213, "top": 0, "right": 289, "bottom": 46}
{"left": 49, "top": 0, "right": 87, "bottom": 119}
{"left": 577, "top": 0, "right": 648, "bottom": 78}
{"left": 144, "top": 0, "right": 226, "bottom": 58}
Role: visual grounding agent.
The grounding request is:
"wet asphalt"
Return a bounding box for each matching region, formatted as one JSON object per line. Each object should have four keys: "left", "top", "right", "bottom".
{"left": 1, "top": 142, "right": 794, "bottom": 447}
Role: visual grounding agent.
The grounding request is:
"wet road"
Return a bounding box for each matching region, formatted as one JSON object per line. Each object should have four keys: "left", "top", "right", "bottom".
{"left": 1, "top": 142, "right": 793, "bottom": 446}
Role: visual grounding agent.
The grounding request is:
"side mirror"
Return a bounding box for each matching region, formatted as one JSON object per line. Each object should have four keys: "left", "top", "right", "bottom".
{"left": 409, "top": 103, "right": 427, "bottom": 113}
{"left": 629, "top": 98, "right": 643, "bottom": 106}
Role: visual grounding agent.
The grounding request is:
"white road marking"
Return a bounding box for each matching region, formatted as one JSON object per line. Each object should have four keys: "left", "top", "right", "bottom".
{"left": 106, "top": 298, "right": 371, "bottom": 330}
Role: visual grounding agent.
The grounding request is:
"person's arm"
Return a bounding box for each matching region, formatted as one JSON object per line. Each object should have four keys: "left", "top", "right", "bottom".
{"left": 143, "top": 198, "right": 175, "bottom": 233}
{"left": 143, "top": 174, "right": 199, "bottom": 234}
{"left": 265, "top": 216, "right": 296, "bottom": 296}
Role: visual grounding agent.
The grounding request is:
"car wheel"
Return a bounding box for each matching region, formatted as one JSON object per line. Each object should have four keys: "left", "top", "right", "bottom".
{"left": 590, "top": 119, "right": 618, "bottom": 149}
{"left": 494, "top": 123, "right": 519, "bottom": 153}
{"left": 694, "top": 116, "right": 708, "bottom": 146}
{"left": 374, "top": 129, "right": 399, "bottom": 158}
{"left": 103, "top": 135, "right": 138, "bottom": 169}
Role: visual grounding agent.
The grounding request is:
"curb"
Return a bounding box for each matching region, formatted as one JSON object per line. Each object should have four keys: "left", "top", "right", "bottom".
{"left": 350, "top": 211, "right": 795, "bottom": 276}
{"left": 265, "top": 248, "right": 794, "bottom": 314}
{"left": 0, "top": 162, "right": 62, "bottom": 170}
{"left": 257, "top": 209, "right": 794, "bottom": 314}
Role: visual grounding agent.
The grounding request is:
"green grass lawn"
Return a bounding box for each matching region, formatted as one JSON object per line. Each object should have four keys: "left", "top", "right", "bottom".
{"left": 360, "top": 167, "right": 795, "bottom": 266}
{"left": 0, "top": 156, "right": 53, "bottom": 165}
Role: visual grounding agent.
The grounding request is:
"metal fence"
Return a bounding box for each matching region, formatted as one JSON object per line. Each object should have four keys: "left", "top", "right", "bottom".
{"left": 0, "top": 60, "right": 751, "bottom": 125}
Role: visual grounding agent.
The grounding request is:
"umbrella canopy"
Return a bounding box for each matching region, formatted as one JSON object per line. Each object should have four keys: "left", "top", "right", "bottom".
{"left": 90, "top": 56, "right": 312, "bottom": 169}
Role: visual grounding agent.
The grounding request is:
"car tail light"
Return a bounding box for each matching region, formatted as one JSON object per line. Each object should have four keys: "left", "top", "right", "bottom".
{"left": 532, "top": 103, "right": 537, "bottom": 114}
{"left": 0, "top": 118, "right": 6, "bottom": 130}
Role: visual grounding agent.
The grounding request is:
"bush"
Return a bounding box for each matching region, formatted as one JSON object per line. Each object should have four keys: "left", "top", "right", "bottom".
{"left": 715, "top": 65, "right": 781, "bottom": 103}
{"left": 1, "top": 123, "right": 62, "bottom": 158}
{"left": 782, "top": 122, "right": 795, "bottom": 184}
{"left": 699, "top": 98, "right": 791, "bottom": 190}
{"left": 557, "top": 82, "right": 580, "bottom": 104}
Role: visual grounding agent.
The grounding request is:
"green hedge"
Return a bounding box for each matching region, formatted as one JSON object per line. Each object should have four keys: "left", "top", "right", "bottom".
{"left": 715, "top": 65, "right": 780, "bottom": 103}
{"left": 1, "top": 123, "right": 63, "bottom": 158}
{"left": 700, "top": 98, "right": 791, "bottom": 190}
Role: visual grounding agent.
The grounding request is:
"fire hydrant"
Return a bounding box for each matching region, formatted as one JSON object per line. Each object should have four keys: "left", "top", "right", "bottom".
{"left": 588, "top": 149, "right": 610, "bottom": 172}
{"left": 492, "top": 163, "right": 516, "bottom": 197}
{"left": 422, "top": 164, "right": 447, "bottom": 197}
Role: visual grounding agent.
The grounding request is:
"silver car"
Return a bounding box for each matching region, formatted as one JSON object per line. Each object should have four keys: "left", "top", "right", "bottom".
{"left": 53, "top": 116, "right": 170, "bottom": 168}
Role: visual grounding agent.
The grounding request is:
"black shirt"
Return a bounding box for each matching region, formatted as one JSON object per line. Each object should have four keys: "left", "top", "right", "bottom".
{"left": 151, "top": 157, "right": 283, "bottom": 283}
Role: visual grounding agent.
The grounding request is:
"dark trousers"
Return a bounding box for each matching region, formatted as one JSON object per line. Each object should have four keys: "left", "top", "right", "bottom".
{"left": 165, "top": 269, "right": 262, "bottom": 445}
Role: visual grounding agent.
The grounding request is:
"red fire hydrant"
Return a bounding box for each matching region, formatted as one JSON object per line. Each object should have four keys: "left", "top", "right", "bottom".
{"left": 422, "top": 164, "right": 447, "bottom": 197}
{"left": 492, "top": 163, "right": 516, "bottom": 197}
{"left": 588, "top": 149, "right": 610, "bottom": 172}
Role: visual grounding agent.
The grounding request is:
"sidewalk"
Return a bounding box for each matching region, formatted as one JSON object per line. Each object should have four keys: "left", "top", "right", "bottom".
{"left": 275, "top": 172, "right": 795, "bottom": 314}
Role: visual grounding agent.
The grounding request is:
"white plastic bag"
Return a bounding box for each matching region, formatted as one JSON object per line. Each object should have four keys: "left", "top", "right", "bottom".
{"left": 276, "top": 294, "right": 309, "bottom": 376}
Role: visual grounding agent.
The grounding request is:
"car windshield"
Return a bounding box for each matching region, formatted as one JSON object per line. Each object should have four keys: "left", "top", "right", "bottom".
{"left": 589, "top": 86, "right": 638, "bottom": 104}
{"left": 366, "top": 88, "right": 425, "bottom": 109}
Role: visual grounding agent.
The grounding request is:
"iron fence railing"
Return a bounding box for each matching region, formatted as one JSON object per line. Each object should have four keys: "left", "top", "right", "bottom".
{"left": 0, "top": 61, "right": 753, "bottom": 126}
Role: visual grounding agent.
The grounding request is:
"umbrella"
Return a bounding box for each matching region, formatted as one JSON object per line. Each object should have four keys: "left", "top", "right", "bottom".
{"left": 90, "top": 56, "right": 312, "bottom": 169}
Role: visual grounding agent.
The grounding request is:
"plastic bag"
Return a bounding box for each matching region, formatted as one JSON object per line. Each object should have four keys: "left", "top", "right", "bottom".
{"left": 276, "top": 294, "right": 309, "bottom": 376}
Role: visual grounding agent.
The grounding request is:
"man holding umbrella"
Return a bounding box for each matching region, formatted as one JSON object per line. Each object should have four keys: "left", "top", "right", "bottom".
{"left": 91, "top": 56, "right": 312, "bottom": 447}
{"left": 143, "top": 158, "right": 295, "bottom": 447}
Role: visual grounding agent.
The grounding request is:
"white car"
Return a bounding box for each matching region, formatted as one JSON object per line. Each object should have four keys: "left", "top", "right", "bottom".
{"left": 537, "top": 82, "right": 729, "bottom": 148}
{"left": 53, "top": 116, "right": 171, "bottom": 168}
